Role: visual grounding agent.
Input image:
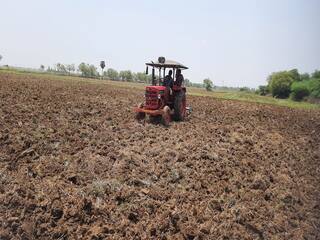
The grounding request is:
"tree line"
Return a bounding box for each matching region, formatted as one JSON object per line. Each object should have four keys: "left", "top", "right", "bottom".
{"left": 257, "top": 69, "right": 320, "bottom": 101}
{"left": 42, "top": 62, "right": 203, "bottom": 87}
{"left": 6, "top": 60, "right": 318, "bottom": 100}
{"left": 44, "top": 62, "right": 153, "bottom": 82}
{"left": 2, "top": 56, "right": 320, "bottom": 98}
{"left": 1, "top": 55, "right": 206, "bottom": 88}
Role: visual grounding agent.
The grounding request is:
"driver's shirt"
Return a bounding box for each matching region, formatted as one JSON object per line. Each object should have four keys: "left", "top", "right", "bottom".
{"left": 175, "top": 74, "right": 184, "bottom": 87}
{"left": 163, "top": 75, "right": 173, "bottom": 88}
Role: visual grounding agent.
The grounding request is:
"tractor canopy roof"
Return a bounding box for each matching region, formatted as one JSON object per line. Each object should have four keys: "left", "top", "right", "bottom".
{"left": 146, "top": 59, "right": 188, "bottom": 70}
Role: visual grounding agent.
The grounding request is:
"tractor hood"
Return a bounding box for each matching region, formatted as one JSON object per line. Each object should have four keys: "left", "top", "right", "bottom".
{"left": 146, "top": 86, "right": 166, "bottom": 91}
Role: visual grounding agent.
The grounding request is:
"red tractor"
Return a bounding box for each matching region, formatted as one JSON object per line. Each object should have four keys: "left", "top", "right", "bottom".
{"left": 134, "top": 57, "right": 189, "bottom": 126}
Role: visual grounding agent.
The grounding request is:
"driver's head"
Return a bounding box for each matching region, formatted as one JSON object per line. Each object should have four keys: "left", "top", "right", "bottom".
{"left": 168, "top": 70, "right": 172, "bottom": 76}
{"left": 177, "top": 69, "right": 181, "bottom": 75}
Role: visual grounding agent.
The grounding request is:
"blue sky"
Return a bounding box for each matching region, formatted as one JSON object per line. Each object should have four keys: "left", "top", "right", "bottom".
{"left": 0, "top": 0, "right": 319, "bottom": 87}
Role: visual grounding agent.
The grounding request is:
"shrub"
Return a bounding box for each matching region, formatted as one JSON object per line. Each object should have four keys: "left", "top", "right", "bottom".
{"left": 239, "top": 87, "right": 250, "bottom": 92}
{"left": 288, "top": 69, "right": 300, "bottom": 81}
{"left": 309, "top": 78, "right": 320, "bottom": 98}
{"left": 290, "top": 79, "right": 320, "bottom": 101}
{"left": 258, "top": 85, "right": 268, "bottom": 96}
{"left": 268, "top": 71, "right": 294, "bottom": 98}
{"left": 78, "top": 63, "right": 98, "bottom": 78}
{"left": 300, "top": 73, "right": 310, "bottom": 81}
{"left": 312, "top": 70, "right": 320, "bottom": 79}
{"left": 203, "top": 78, "right": 213, "bottom": 91}
{"left": 290, "top": 81, "right": 310, "bottom": 101}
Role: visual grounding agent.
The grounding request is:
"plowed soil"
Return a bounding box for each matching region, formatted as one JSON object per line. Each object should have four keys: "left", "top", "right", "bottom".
{"left": 0, "top": 72, "right": 320, "bottom": 240}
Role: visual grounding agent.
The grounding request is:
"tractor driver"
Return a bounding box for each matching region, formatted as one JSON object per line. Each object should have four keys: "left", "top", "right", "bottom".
{"left": 163, "top": 70, "right": 173, "bottom": 103}
{"left": 175, "top": 69, "right": 184, "bottom": 86}
{"left": 163, "top": 70, "right": 173, "bottom": 88}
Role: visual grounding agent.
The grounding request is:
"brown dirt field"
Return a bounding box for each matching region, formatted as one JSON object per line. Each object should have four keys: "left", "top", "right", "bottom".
{"left": 0, "top": 72, "right": 320, "bottom": 240}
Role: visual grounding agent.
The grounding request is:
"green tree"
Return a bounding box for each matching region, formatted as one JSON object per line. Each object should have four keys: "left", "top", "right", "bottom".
{"left": 135, "top": 72, "right": 148, "bottom": 82}
{"left": 288, "top": 69, "right": 300, "bottom": 81}
{"left": 258, "top": 85, "right": 269, "bottom": 96}
{"left": 105, "top": 68, "right": 119, "bottom": 80}
{"left": 40, "top": 65, "right": 45, "bottom": 71}
{"left": 56, "top": 63, "right": 67, "bottom": 74}
{"left": 300, "top": 73, "right": 310, "bottom": 81}
{"left": 119, "top": 70, "right": 133, "bottom": 81}
{"left": 78, "top": 63, "right": 88, "bottom": 77}
{"left": 309, "top": 78, "right": 320, "bottom": 98}
{"left": 203, "top": 78, "right": 213, "bottom": 91}
{"left": 290, "top": 81, "right": 310, "bottom": 101}
{"left": 146, "top": 74, "right": 152, "bottom": 84}
{"left": 239, "top": 87, "right": 250, "bottom": 92}
{"left": 312, "top": 70, "right": 320, "bottom": 79}
{"left": 126, "top": 70, "right": 133, "bottom": 81}
{"left": 0, "top": 54, "right": 2, "bottom": 62}
{"left": 88, "top": 64, "right": 98, "bottom": 77}
{"left": 78, "top": 63, "right": 98, "bottom": 78}
{"left": 119, "top": 71, "right": 126, "bottom": 81}
{"left": 66, "top": 64, "right": 75, "bottom": 74}
{"left": 268, "top": 71, "right": 294, "bottom": 98}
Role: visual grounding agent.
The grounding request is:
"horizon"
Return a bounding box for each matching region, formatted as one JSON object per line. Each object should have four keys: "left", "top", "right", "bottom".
{"left": 1, "top": 0, "right": 319, "bottom": 88}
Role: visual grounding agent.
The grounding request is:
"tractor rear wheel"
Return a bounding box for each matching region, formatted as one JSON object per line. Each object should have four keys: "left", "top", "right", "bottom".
{"left": 161, "top": 106, "right": 171, "bottom": 126}
{"left": 173, "top": 92, "right": 186, "bottom": 121}
{"left": 135, "top": 103, "right": 146, "bottom": 121}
